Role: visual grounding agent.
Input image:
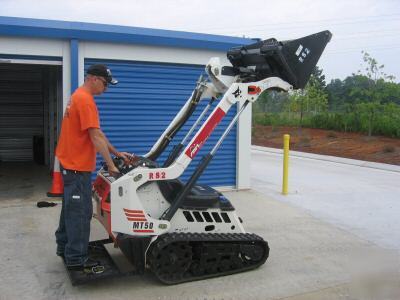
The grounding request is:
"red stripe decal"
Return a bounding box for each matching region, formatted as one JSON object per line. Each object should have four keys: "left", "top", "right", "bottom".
{"left": 123, "top": 209, "right": 143, "bottom": 213}
{"left": 127, "top": 218, "right": 147, "bottom": 221}
{"left": 133, "top": 229, "right": 154, "bottom": 233}
{"left": 185, "top": 107, "right": 226, "bottom": 159}
{"left": 125, "top": 213, "right": 146, "bottom": 218}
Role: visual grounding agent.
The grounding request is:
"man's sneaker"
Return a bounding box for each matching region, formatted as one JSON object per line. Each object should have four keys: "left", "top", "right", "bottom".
{"left": 67, "top": 258, "right": 104, "bottom": 274}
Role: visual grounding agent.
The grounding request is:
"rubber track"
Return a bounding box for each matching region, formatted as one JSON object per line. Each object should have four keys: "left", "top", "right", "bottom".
{"left": 147, "top": 232, "right": 269, "bottom": 284}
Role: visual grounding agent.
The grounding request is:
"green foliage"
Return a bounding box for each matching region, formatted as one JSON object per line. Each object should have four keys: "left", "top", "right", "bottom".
{"left": 252, "top": 52, "right": 400, "bottom": 138}
{"left": 284, "top": 67, "right": 329, "bottom": 127}
{"left": 252, "top": 90, "right": 290, "bottom": 113}
{"left": 253, "top": 104, "right": 400, "bottom": 138}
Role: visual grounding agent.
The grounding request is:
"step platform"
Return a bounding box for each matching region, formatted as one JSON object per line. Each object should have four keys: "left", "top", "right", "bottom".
{"left": 63, "top": 238, "right": 137, "bottom": 286}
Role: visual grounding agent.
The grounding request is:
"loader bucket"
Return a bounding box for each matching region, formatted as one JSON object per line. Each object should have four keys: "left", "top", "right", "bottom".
{"left": 227, "top": 30, "right": 332, "bottom": 89}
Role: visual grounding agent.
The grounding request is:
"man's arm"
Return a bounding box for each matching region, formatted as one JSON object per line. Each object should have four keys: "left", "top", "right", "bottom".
{"left": 98, "top": 129, "right": 134, "bottom": 163}
{"left": 88, "top": 128, "right": 120, "bottom": 175}
{"left": 99, "top": 130, "right": 119, "bottom": 156}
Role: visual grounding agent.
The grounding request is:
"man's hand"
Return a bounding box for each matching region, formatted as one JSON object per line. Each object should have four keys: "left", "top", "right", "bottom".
{"left": 116, "top": 152, "right": 135, "bottom": 164}
{"left": 107, "top": 164, "right": 120, "bottom": 177}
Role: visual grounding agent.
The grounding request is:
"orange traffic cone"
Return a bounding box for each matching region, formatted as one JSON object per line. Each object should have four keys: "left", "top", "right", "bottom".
{"left": 47, "top": 156, "right": 64, "bottom": 197}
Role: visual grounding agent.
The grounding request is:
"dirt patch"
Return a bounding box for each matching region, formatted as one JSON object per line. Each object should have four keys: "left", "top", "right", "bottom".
{"left": 252, "top": 125, "right": 400, "bottom": 165}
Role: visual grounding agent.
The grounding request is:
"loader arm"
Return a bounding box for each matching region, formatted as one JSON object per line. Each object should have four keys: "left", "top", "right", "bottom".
{"left": 130, "top": 76, "right": 292, "bottom": 184}
{"left": 144, "top": 76, "right": 219, "bottom": 161}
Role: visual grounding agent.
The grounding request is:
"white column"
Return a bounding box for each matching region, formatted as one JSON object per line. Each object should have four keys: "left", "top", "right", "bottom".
{"left": 62, "top": 41, "right": 71, "bottom": 111}
{"left": 236, "top": 99, "right": 252, "bottom": 189}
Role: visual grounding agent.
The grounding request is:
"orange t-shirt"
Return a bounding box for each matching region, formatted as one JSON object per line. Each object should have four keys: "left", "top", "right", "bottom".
{"left": 56, "top": 87, "right": 100, "bottom": 171}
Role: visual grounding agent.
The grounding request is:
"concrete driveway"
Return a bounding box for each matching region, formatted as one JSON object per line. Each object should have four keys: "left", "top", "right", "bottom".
{"left": 0, "top": 157, "right": 399, "bottom": 299}
{"left": 251, "top": 146, "right": 400, "bottom": 250}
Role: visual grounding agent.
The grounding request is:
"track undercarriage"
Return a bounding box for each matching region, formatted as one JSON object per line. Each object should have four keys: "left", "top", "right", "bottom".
{"left": 148, "top": 232, "right": 269, "bottom": 284}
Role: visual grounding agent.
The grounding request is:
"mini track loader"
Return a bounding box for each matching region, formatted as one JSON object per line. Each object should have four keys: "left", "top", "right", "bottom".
{"left": 64, "top": 30, "right": 332, "bottom": 285}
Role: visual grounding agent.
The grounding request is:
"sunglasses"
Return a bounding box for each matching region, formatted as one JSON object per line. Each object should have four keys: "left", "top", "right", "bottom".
{"left": 96, "top": 77, "right": 108, "bottom": 88}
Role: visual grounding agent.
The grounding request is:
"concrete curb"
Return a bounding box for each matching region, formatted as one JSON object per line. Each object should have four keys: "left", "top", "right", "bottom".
{"left": 252, "top": 145, "right": 400, "bottom": 173}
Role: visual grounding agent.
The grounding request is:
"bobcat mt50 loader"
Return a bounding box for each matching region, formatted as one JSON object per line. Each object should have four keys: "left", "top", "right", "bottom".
{"left": 66, "top": 30, "right": 331, "bottom": 285}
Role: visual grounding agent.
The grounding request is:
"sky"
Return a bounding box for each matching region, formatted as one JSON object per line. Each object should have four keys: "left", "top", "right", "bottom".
{"left": 1, "top": 0, "right": 400, "bottom": 83}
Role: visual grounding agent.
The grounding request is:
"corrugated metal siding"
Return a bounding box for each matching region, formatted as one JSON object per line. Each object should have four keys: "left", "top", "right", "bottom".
{"left": 0, "top": 64, "right": 43, "bottom": 161}
{"left": 85, "top": 59, "right": 237, "bottom": 187}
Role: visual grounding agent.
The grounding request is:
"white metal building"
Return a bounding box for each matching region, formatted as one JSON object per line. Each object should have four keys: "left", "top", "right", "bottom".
{"left": 0, "top": 16, "right": 255, "bottom": 189}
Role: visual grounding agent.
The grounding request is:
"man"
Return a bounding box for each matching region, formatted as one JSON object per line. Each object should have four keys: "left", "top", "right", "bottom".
{"left": 55, "top": 64, "right": 131, "bottom": 271}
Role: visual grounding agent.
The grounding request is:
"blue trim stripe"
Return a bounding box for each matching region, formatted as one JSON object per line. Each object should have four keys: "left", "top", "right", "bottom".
{"left": 70, "top": 39, "right": 79, "bottom": 93}
{"left": 0, "top": 53, "right": 62, "bottom": 61}
{"left": 0, "top": 16, "right": 254, "bottom": 51}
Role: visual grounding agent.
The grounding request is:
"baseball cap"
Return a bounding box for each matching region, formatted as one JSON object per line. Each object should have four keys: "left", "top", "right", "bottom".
{"left": 87, "top": 64, "right": 118, "bottom": 85}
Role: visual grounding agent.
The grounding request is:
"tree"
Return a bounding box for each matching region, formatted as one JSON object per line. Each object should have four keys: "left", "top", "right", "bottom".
{"left": 374, "top": 80, "right": 400, "bottom": 105}
{"left": 326, "top": 78, "right": 345, "bottom": 111}
{"left": 356, "top": 102, "right": 382, "bottom": 136}
{"left": 286, "top": 66, "right": 328, "bottom": 127}
{"left": 342, "top": 103, "right": 355, "bottom": 132}
{"left": 357, "top": 51, "right": 396, "bottom": 83}
{"left": 309, "top": 65, "right": 327, "bottom": 89}
{"left": 286, "top": 89, "right": 303, "bottom": 121}
{"left": 253, "top": 90, "right": 290, "bottom": 113}
{"left": 327, "top": 51, "right": 399, "bottom": 112}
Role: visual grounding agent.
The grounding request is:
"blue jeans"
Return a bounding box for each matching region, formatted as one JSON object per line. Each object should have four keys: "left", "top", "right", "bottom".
{"left": 55, "top": 167, "right": 92, "bottom": 266}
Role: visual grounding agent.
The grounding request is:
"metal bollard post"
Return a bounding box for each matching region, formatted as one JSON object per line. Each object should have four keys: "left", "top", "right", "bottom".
{"left": 282, "top": 134, "right": 290, "bottom": 195}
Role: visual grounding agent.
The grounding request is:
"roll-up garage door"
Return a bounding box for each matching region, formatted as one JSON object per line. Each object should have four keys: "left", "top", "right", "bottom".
{"left": 85, "top": 59, "right": 237, "bottom": 187}
{"left": 0, "top": 58, "right": 62, "bottom": 164}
